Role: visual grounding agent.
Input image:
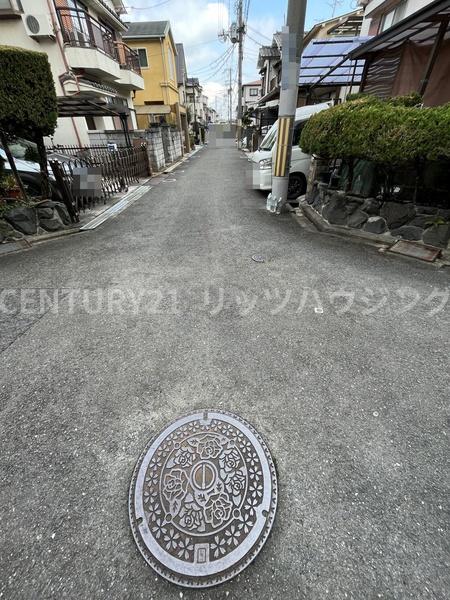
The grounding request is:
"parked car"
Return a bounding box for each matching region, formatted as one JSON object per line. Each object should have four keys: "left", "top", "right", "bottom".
{"left": 251, "top": 102, "right": 332, "bottom": 200}
{"left": 0, "top": 145, "right": 63, "bottom": 202}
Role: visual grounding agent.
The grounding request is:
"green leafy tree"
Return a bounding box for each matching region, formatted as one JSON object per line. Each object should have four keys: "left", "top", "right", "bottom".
{"left": 0, "top": 45, "right": 57, "bottom": 198}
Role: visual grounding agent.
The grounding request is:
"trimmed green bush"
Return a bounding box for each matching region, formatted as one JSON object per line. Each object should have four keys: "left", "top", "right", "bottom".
{"left": 0, "top": 45, "right": 57, "bottom": 139}
{"left": 0, "top": 45, "right": 58, "bottom": 197}
{"left": 300, "top": 95, "right": 450, "bottom": 165}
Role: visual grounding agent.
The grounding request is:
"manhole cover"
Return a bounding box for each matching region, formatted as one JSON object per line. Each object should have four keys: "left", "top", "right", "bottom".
{"left": 252, "top": 255, "right": 265, "bottom": 263}
{"left": 129, "top": 410, "right": 277, "bottom": 588}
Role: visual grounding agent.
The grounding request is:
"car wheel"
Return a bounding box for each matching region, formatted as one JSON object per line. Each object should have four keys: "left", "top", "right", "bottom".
{"left": 287, "top": 173, "right": 306, "bottom": 200}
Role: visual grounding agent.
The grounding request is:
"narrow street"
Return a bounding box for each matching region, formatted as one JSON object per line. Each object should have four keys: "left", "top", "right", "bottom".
{"left": 0, "top": 139, "right": 448, "bottom": 599}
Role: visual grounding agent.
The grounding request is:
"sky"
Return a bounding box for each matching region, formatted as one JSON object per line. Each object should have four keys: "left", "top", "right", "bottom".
{"left": 126, "top": 0, "right": 359, "bottom": 117}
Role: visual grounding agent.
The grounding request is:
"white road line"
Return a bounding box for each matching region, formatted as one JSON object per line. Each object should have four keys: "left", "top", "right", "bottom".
{"left": 80, "top": 186, "right": 149, "bottom": 231}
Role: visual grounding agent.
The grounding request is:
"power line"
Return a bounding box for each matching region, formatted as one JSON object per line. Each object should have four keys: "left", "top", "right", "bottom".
{"left": 202, "top": 46, "right": 235, "bottom": 82}
{"left": 245, "top": 33, "right": 264, "bottom": 47}
{"left": 124, "top": 0, "right": 171, "bottom": 9}
{"left": 190, "top": 47, "right": 234, "bottom": 74}
{"left": 247, "top": 24, "right": 272, "bottom": 42}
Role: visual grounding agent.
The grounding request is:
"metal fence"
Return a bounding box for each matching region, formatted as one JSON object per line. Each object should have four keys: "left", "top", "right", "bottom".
{"left": 49, "top": 145, "right": 150, "bottom": 221}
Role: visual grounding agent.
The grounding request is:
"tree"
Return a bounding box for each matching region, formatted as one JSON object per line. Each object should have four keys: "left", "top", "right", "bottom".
{"left": 0, "top": 45, "right": 58, "bottom": 199}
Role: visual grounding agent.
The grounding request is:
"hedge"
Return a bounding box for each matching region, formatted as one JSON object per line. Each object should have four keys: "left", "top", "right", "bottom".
{"left": 0, "top": 45, "right": 58, "bottom": 197}
{"left": 300, "top": 95, "right": 450, "bottom": 165}
{"left": 0, "top": 45, "right": 57, "bottom": 139}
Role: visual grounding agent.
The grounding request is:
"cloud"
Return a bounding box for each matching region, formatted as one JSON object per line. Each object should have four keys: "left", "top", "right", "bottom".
{"left": 126, "top": 0, "right": 281, "bottom": 117}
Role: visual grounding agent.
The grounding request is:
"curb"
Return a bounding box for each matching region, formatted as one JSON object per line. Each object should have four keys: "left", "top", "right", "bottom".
{"left": 296, "top": 203, "right": 449, "bottom": 268}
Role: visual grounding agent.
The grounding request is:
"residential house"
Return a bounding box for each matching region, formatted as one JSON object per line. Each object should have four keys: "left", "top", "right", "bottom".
{"left": 201, "top": 95, "right": 209, "bottom": 122}
{"left": 350, "top": 0, "right": 450, "bottom": 106}
{"left": 185, "top": 77, "right": 204, "bottom": 126}
{"left": 303, "top": 8, "right": 364, "bottom": 45}
{"left": 175, "top": 42, "right": 190, "bottom": 151}
{"left": 123, "top": 21, "right": 182, "bottom": 129}
{"left": 255, "top": 9, "right": 366, "bottom": 133}
{"left": 358, "top": 0, "right": 431, "bottom": 35}
{"left": 207, "top": 107, "right": 218, "bottom": 123}
{"left": 0, "top": 0, "right": 144, "bottom": 146}
{"left": 175, "top": 42, "right": 187, "bottom": 107}
{"left": 241, "top": 80, "right": 262, "bottom": 114}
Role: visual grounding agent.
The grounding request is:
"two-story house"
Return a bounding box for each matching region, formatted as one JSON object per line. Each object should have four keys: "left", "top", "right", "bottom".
{"left": 175, "top": 42, "right": 190, "bottom": 151}
{"left": 123, "top": 21, "right": 182, "bottom": 130}
{"left": 185, "top": 77, "right": 204, "bottom": 126}
{"left": 0, "top": 0, "right": 144, "bottom": 146}
{"left": 241, "top": 80, "right": 262, "bottom": 113}
{"left": 350, "top": 0, "right": 449, "bottom": 106}
{"left": 358, "top": 0, "right": 431, "bottom": 35}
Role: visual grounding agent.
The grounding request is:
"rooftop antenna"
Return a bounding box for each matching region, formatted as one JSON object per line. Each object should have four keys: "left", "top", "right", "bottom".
{"left": 327, "top": 0, "right": 344, "bottom": 18}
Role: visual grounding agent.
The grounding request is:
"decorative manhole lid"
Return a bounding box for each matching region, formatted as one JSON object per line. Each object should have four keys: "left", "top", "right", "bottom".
{"left": 129, "top": 410, "right": 277, "bottom": 588}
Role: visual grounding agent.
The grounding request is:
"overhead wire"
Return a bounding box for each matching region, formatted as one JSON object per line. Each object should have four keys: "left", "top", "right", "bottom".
{"left": 202, "top": 45, "right": 235, "bottom": 82}
{"left": 247, "top": 24, "right": 272, "bottom": 42}
{"left": 191, "top": 46, "right": 234, "bottom": 77}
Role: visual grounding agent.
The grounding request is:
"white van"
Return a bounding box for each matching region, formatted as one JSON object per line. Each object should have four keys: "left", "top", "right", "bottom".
{"left": 251, "top": 102, "right": 332, "bottom": 200}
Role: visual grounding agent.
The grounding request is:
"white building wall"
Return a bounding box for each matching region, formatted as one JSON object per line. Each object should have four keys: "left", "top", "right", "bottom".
{"left": 0, "top": 0, "right": 140, "bottom": 146}
{"left": 360, "top": 0, "right": 432, "bottom": 35}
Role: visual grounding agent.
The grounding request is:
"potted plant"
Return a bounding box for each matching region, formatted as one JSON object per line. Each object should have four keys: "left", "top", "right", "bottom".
{"left": 0, "top": 174, "right": 21, "bottom": 199}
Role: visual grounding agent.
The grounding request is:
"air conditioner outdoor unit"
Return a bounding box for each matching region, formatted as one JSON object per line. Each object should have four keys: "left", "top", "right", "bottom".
{"left": 22, "top": 13, "right": 54, "bottom": 39}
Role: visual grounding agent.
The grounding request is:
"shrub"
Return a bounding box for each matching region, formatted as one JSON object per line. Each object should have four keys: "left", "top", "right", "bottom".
{"left": 0, "top": 45, "right": 57, "bottom": 139}
{"left": 300, "top": 95, "right": 450, "bottom": 165}
{"left": 0, "top": 45, "right": 57, "bottom": 197}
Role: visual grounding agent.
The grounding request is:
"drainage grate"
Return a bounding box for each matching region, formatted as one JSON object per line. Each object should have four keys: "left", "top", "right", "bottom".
{"left": 129, "top": 410, "right": 278, "bottom": 588}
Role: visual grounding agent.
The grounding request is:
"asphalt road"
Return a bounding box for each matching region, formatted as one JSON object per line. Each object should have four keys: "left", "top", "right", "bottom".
{"left": 0, "top": 139, "right": 449, "bottom": 600}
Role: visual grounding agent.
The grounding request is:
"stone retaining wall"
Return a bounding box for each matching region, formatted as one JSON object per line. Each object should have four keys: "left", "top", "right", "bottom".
{"left": 0, "top": 200, "right": 72, "bottom": 243}
{"left": 305, "top": 157, "right": 450, "bottom": 250}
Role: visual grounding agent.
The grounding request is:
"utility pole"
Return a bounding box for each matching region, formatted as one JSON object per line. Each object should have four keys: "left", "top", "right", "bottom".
{"left": 236, "top": 0, "right": 244, "bottom": 148}
{"left": 267, "top": 0, "right": 307, "bottom": 213}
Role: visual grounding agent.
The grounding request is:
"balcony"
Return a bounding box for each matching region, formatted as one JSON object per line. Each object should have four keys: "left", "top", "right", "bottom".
{"left": 115, "top": 42, "right": 144, "bottom": 90}
{"left": 56, "top": 7, "right": 142, "bottom": 86}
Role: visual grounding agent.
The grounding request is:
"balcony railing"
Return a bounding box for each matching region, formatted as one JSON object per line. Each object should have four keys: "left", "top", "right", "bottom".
{"left": 56, "top": 7, "right": 141, "bottom": 74}
{"left": 115, "top": 42, "right": 141, "bottom": 75}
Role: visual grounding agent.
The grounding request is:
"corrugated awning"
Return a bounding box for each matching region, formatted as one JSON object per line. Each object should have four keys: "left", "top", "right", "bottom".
{"left": 349, "top": 0, "right": 450, "bottom": 58}
{"left": 299, "top": 36, "right": 371, "bottom": 87}
{"left": 57, "top": 96, "right": 130, "bottom": 118}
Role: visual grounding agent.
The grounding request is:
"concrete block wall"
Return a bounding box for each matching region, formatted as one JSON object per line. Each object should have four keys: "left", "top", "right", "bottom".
{"left": 87, "top": 126, "right": 184, "bottom": 173}
{"left": 173, "top": 131, "right": 183, "bottom": 159}
{"left": 88, "top": 130, "right": 129, "bottom": 147}
{"left": 145, "top": 127, "right": 166, "bottom": 172}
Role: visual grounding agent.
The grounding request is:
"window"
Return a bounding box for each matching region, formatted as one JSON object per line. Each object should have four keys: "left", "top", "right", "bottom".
{"left": 259, "top": 123, "right": 278, "bottom": 151}
{"left": 85, "top": 116, "right": 97, "bottom": 130}
{"left": 249, "top": 88, "right": 259, "bottom": 96}
{"left": 293, "top": 121, "right": 306, "bottom": 146}
{"left": 0, "top": 0, "right": 23, "bottom": 12}
{"left": 136, "top": 48, "right": 148, "bottom": 68}
{"left": 379, "top": 1, "right": 407, "bottom": 32}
